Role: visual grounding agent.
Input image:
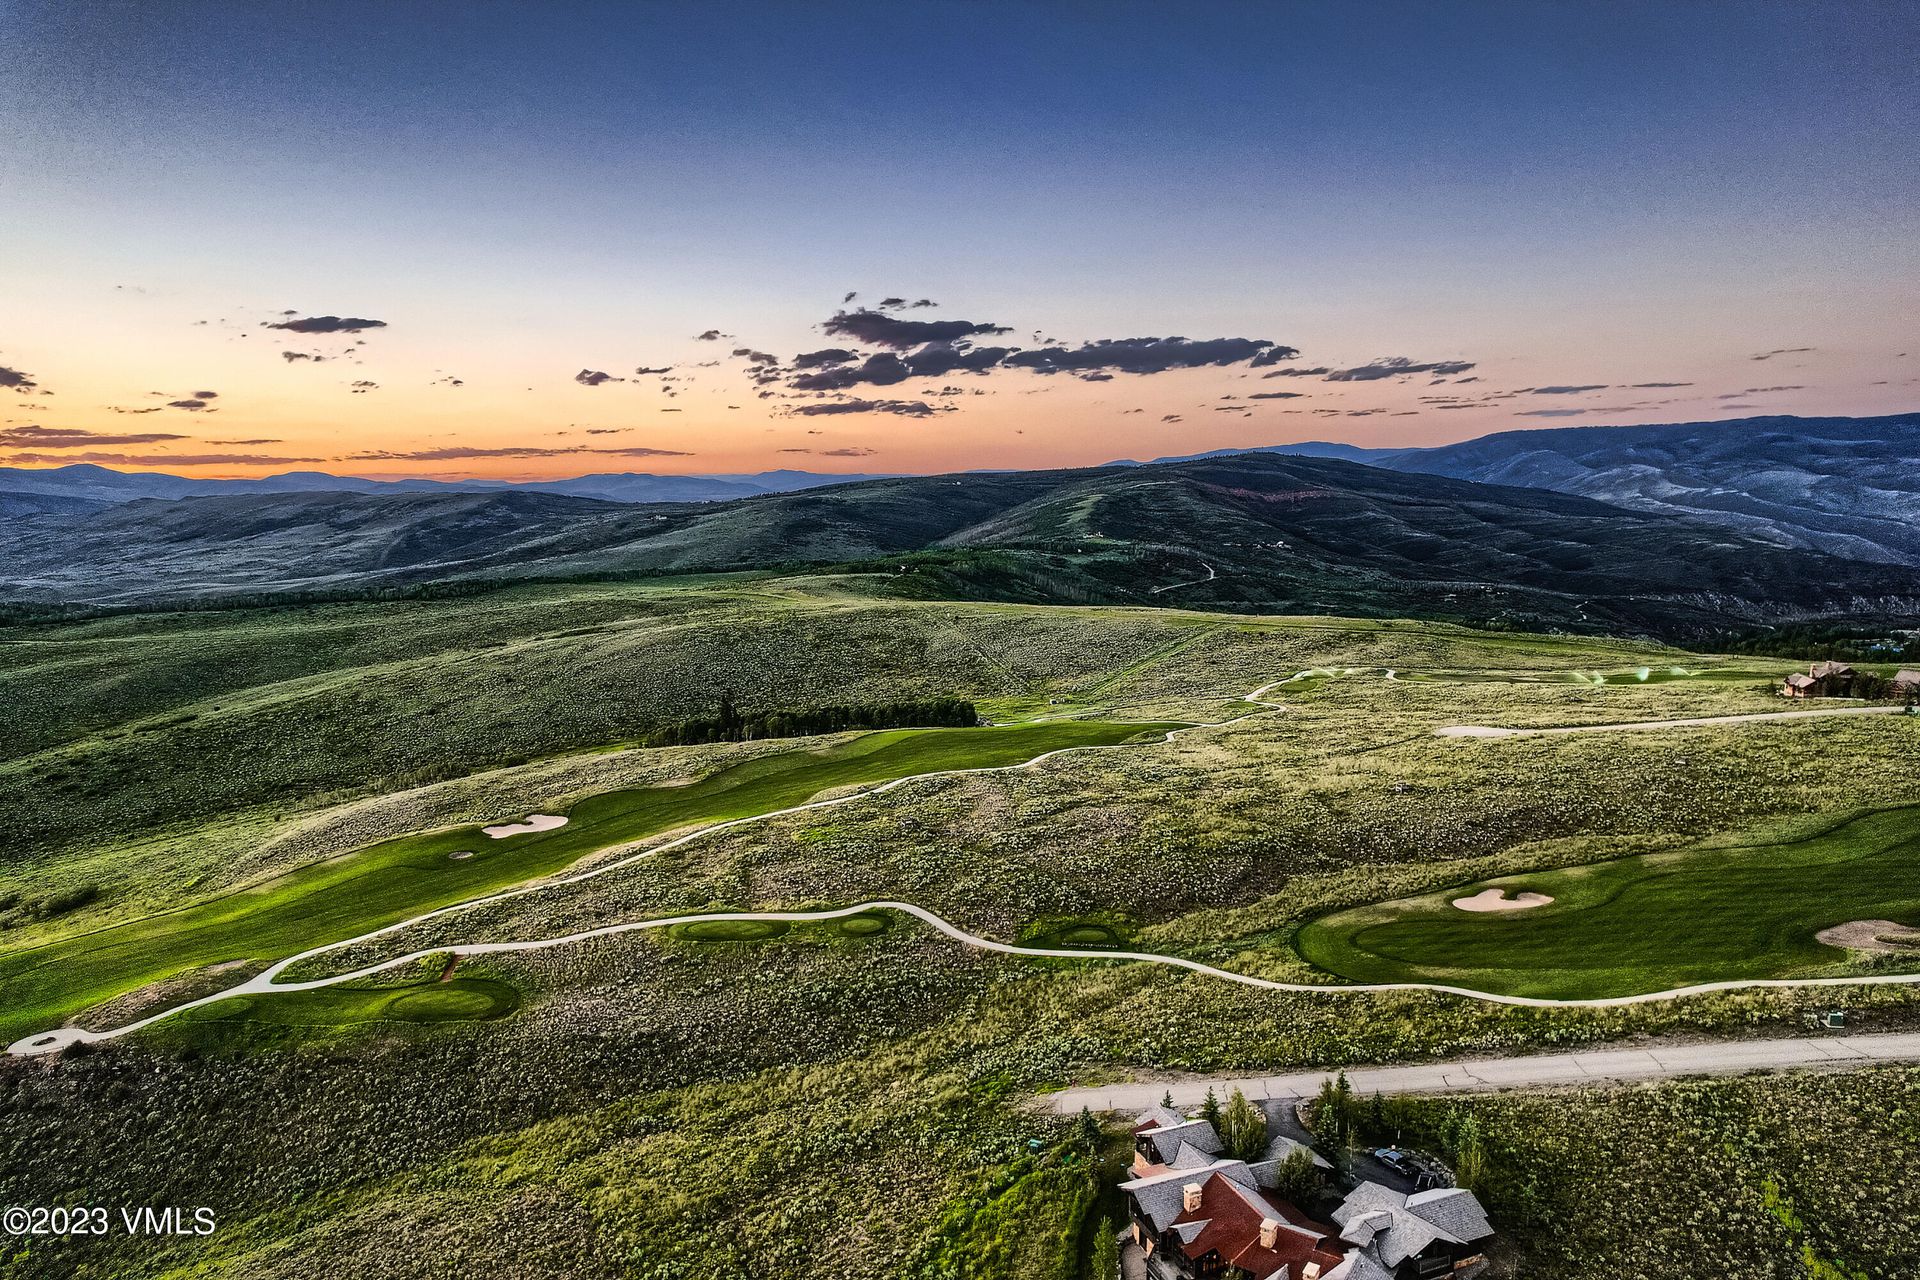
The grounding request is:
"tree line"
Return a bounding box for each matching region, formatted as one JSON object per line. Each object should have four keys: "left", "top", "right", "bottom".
{"left": 638, "top": 694, "right": 978, "bottom": 747}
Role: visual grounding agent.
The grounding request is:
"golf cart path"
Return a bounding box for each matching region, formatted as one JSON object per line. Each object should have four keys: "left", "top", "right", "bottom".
{"left": 1440, "top": 704, "right": 1906, "bottom": 737}
{"left": 13, "top": 674, "right": 1917, "bottom": 1057}
{"left": 1041, "top": 1031, "right": 1920, "bottom": 1113}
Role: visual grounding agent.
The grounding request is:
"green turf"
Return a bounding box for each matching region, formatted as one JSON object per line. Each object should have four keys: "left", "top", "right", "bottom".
{"left": 0, "top": 720, "right": 1175, "bottom": 1045}
{"left": 1294, "top": 806, "right": 1920, "bottom": 998}
{"left": 675, "top": 919, "right": 792, "bottom": 943}
{"left": 171, "top": 977, "right": 521, "bottom": 1029}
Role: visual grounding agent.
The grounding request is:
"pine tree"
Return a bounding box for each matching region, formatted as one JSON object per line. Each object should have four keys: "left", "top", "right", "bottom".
{"left": 1220, "top": 1088, "right": 1268, "bottom": 1161}
{"left": 1076, "top": 1106, "right": 1103, "bottom": 1157}
{"left": 1090, "top": 1216, "right": 1121, "bottom": 1279}
{"left": 1201, "top": 1086, "right": 1222, "bottom": 1133}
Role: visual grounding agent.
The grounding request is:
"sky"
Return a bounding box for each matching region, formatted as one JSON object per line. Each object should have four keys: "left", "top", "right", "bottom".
{"left": 2, "top": 0, "right": 1916, "bottom": 480}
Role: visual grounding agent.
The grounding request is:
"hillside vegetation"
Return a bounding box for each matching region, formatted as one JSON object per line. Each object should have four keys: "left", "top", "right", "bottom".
{"left": 5, "top": 453, "right": 1916, "bottom": 640}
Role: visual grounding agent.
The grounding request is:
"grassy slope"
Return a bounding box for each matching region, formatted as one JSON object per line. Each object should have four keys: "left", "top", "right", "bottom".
{"left": 5, "top": 580, "right": 1920, "bottom": 1278}
{"left": 1295, "top": 805, "right": 1920, "bottom": 998}
{"left": 0, "top": 719, "right": 1168, "bottom": 1046}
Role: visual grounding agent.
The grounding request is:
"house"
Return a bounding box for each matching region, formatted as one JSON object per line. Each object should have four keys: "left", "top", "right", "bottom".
{"left": 1782, "top": 660, "right": 1855, "bottom": 699}
{"left": 1330, "top": 1182, "right": 1496, "bottom": 1279}
{"left": 1894, "top": 669, "right": 1920, "bottom": 698}
{"left": 1121, "top": 1110, "right": 1494, "bottom": 1280}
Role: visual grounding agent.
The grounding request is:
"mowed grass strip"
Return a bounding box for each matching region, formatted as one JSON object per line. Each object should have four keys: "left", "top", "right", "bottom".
{"left": 0, "top": 720, "right": 1176, "bottom": 1044}
{"left": 1294, "top": 805, "right": 1920, "bottom": 999}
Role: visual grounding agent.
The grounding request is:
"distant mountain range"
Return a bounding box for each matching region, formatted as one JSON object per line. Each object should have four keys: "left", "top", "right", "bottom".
{"left": 0, "top": 462, "right": 894, "bottom": 508}
{"left": 5, "top": 445, "right": 1916, "bottom": 640}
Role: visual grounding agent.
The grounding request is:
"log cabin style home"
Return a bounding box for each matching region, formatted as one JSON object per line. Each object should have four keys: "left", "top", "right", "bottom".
{"left": 1122, "top": 1108, "right": 1495, "bottom": 1280}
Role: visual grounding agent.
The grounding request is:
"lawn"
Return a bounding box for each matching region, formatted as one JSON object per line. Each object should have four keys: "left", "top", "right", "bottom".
{"left": 0, "top": 718, "right": 1175, "bottom": 1045}
{"left": 1293, "top": 805, "right": 1920, "bottom": 998}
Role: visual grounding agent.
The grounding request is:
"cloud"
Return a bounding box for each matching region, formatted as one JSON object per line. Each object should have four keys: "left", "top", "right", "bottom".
{"left": 167, "top": 398, "right": 213, "bottom": 410}
{"left": 1004, "top": 336, "right": 1290, "bottom": 376}
{"left": 0, "top": 365, "right": 39, "bottom": 393}
{"left": 266, "top": 315, "right": 387, "bottom": 334}
{"left": 876, "top": 297, "right": 937, "bottom": 310}
{"left": 732, "top": 347, "right": 779, "bottom": 365}
{"left": 345, "top": 444, "right": 692, "bottom": 461}
{"left": 633, "top": 365, "right": 673, "bottom": 375}
{"left": 779, "top": 445, "right": 879, "bottom": 456}
{"left": 1718, "top": 385, "right": 1805, "bottom": 397}
{"left": 790, "top": 399, "right": 942, "bottom": 417}
{"left": 1325, "top": 357, "right": 1476, "bottom": 382}
{"left": 350, "top": 380, "right": 377, "bottom": 394}
{"left": 694, "top": 329, "right": 732, "bottom": 341}
{"left": 2, "top": 451, "right": 323, "bottom": 466}
{"left": 1515, "top": 408, "right": 1590, "bottom": 418}
{"left": 1261, "top": 366, "right": 1331, "bottom": 378}
{"left": 1630, "top": 381, "right": 1693, "bottom": 388}
{"left": 281, "top": 351, "right": 326, "bottom": 363}
{"left": 792, "top": 348, "right": 860, "bottom": 369}
{"left": 1530, "top": 384, "right": 1608, "bottom": 394}
{"left": 575, "top": 369, "right": 623, "bottom": 386}
{"left": 207, "top": 438, "right": 282, "bottom": 445}
{"left": 0, "top": 425, "right": 190, "bottom": 448}
{"left": 1248, "top": 391, "right": 1305, "bottom": 400}
{"left": 822, "top": 308, "right": 1013, "bottom": 349}
{"left": 1751, "top": 347, "right": 1814, "bottom": 361}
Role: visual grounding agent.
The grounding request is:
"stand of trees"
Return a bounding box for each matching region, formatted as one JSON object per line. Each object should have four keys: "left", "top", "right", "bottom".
{"left": 638, "top": 694, "right": 978, "bottom": 747}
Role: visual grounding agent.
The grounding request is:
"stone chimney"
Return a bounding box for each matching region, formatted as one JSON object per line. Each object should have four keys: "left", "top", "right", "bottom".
{"left": 1181, "top": 1182, "right": 1204, "bottom": 1212}
{"left": 1302, "top": 1264, "right": 1322, "bottom": 1280}
{"left": 1259, "top": 1217, "right": 1281, "bottom": 1249}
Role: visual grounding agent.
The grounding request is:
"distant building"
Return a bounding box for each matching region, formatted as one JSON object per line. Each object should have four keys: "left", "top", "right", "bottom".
{"left": 1782, "top": 660, "right": 1855, "bottom": 699}
{"left": 1121, "top": 1109, "right": 1495, "bottom": 1280}
{"left": 1894, "top": 669, "right": 1920, "bottom": 698}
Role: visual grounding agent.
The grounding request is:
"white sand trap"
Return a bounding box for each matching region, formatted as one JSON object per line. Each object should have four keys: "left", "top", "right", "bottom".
{"left": 1816, "top": 919, "right": 1920, "bottom": 954}
{"left": 448, "top": 850, "right": 476, "bottom": 861}
{"left": 1454, "top": 888, "right": 1554, "bottom": 913}
{"left": 481, "top": 814, "right": 567, "bottom": 839}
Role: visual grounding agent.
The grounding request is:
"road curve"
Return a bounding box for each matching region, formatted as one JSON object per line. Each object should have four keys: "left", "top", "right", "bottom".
{"left": 1042, "top": 1031, "right": 1920, "bottom": 1113}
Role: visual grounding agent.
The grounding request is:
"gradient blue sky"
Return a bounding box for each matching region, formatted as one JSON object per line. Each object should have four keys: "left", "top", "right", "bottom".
{"left": 3, "top": 1, "right": 1915, "bottom": 477}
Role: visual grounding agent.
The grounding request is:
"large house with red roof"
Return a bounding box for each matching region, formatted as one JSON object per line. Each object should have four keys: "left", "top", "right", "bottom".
{"left": 1122, "top": 1107, "right": 1494, "bottom": 1280}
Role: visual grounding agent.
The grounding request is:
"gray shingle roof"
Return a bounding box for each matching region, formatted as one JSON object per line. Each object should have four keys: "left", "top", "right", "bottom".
{"left": 1140, "top": 1119, "right": 1224, "bottom": 1164}
{"left": 1134, "top": 1105, "right": 1185, "bottom": 1131}
{"left": 1332, "top": 1181, "right": 1494, "bottom": 1269}
{"left": 1171, "top": 1142, "right": 1217, "bottom": 1170}
{"left": 1407, "top": 1188, "right": 1494, "bottom": 1244}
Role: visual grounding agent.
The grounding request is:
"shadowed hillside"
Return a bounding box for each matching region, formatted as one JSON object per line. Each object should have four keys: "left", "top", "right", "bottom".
{"left": 3, "top": 453, "right": 1916, "bottom": 638}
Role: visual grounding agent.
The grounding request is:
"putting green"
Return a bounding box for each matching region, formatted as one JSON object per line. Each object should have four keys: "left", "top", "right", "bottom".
{"left": 1294, "top": 806, "right": 1920, "bottom": 999}
{"left": 675, "top": 918, "right": 791, "bottom": 943}
{"left": 171, "top": 977, "right": 521, "bottom": 1029}
{"left": 0, "top": 720, "right": 1176, "bottom": 1045}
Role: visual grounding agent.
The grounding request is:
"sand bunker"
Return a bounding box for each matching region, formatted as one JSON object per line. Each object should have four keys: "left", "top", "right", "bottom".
{"left": 1816, "top": 919, "right": 1920, "bottom": 954}
{"left": 1454, "top": 888, "right": 1554, "bottom": 913}
{"left": 448, "top": 850, "right": 476, "bottom": 861}
{"left": 481, "top": 814, "right": 567, "bottom": 839}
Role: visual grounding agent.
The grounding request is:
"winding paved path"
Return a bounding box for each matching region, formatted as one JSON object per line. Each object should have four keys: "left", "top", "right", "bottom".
{"left": 1042, "top": 1032, "right": 1920, "bottom": 1113}
{"left": 11, "top": 676, "right": 1915, "bottom": 1057}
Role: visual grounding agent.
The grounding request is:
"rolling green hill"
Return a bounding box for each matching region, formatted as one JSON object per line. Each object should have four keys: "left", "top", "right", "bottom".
{"left": 5, "top": 454, "right": 1915, "bottom": 637}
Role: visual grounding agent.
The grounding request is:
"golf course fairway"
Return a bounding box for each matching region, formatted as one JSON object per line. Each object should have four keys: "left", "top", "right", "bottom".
{"left": 0, "top": 720, "right": 1175, "bottom": 1045}
{"left": 1294, "top": 805, "right": 1920, "bottom": 999}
